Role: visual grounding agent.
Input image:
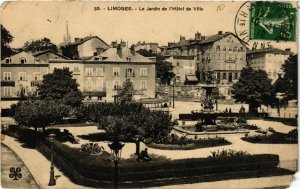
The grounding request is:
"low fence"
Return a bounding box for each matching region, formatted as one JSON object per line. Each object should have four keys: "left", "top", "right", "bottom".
{"left": 178, "top": 112, "right": 269, "bottom": 120}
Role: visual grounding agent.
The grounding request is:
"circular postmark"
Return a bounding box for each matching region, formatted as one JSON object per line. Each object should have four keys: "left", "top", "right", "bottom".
{"left": 234, "top": 1, "right": 296, "bottom": 50}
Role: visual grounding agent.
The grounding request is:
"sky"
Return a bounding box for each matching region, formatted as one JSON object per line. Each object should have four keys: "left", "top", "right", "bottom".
{"left": 0, "top": 1, "right": 297, "bottom": 52}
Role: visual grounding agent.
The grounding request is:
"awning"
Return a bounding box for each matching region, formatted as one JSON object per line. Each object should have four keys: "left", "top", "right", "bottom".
{"left": 185, "top": 75, "right": 198, "bottom": 82}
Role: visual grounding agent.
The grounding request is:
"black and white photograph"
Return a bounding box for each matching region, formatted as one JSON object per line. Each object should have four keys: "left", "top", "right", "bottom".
{"left": 0, "top": 1, "right": 298, "bottom": 188}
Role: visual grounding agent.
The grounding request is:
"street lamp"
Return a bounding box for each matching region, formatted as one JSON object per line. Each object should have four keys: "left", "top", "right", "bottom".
{"left": 108, "top": 138, "right": 125, "bottom": 189}
{"left": 48, "top": 133, "right": 56, "bottom": 186}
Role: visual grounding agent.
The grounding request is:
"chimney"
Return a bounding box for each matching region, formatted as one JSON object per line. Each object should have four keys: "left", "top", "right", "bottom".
{"left": 111, "top": 41, "right": 118, "bottom": 48}
{"left": 120, "top": 41, "right": 126, "bottom": 47}
{"left": 96, "top": 47, "right": 104, "bottom": 55}
{"left": 117, "top": 44, "right": 122, "bottom": 58}
{"left": 130, "top": 45, "right": 135, "bottom": 56}
{"left": 201, "top": 36, "right": 206, "bottom": 41}
{"left": 285, "top": 48, "right": 291, "bottom": 52}
{"left": 75, "top": 38, "right": 81, "bottom": 42}
{"left": 195, "top": 31, "right": 201, "bottom": 40}
{"left": 180, "top": 35, "right": 185, "bottom": 42}
{"left": 168, "top": 42, "right": 175, "bottom": 46}
{"left": 218, "top": 31, "right": 223, "bottom": 35}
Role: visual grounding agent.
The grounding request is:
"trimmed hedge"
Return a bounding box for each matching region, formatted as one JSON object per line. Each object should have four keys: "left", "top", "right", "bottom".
{"left": 6, "top": 126, "right": 280, "bottom": 187}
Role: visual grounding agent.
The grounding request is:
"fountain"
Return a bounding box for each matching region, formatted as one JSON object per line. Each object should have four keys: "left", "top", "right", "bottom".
{"left": 196, "top": 71, "right": 220, "bottom": 131}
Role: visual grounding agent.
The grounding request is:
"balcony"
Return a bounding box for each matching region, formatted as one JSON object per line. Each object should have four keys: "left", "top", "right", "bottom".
{"left": 1, "top": 80, "right": 15, "bottom": 87}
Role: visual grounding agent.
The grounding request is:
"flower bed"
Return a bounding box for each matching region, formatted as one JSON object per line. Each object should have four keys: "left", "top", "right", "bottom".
{"left": 241, "top": 129, "right": 298, "bottom": 144}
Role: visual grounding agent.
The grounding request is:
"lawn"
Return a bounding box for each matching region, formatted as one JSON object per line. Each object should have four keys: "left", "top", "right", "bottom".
{"left": 241, "top": 132, "right": 298, "bottom": 144}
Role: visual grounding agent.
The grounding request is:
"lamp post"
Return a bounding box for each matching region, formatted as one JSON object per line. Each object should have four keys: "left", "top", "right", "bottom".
{"left": 48, "top": 133, "right": 56, "bottom": 186}
{"left": 108, "top": 138, "right": 125, "bottom": 189}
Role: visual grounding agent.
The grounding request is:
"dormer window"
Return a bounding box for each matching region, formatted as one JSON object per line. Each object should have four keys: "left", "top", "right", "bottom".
{"left": 5, "top": 58, "right": 11, "bottom": 64}
{"left": 127, "top": 57, "right": 132, "bottom": 62}
{"left": 20, "top": 58, "right": 26, "bottom": 64}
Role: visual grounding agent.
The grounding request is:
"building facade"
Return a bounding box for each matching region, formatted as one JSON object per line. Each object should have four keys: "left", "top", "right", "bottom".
{"left": 165, "top": 55, "right": 198, "bottom": 84}
{"left": 49, "top": 45, "right": 156, "bottom": 103}
{"left": 1, "top": 52, "right": 49, "bottom": 109}
{"left": 247, "top": 48, "right": 293, "bottom": 83}
{"left": 134, "top": 42, "right": 160, "bottom": 54}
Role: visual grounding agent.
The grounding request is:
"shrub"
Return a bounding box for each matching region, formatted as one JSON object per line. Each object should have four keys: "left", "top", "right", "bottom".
{"left": 80, "top": 143, "right": 104, "bottom": 155}
{"left": 209, "top": 149, "right": 250, "bottom": 158}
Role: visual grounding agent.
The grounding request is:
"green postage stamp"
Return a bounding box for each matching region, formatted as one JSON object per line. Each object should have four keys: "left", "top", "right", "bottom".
{"left": 250, "top": 1, "right": 296, "bottom": 41}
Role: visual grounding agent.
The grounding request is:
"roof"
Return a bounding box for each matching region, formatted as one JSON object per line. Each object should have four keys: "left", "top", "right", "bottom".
{"left": 199, "top": 32, "right": 233, "bottom": 44}
{"left": 101, "top": 47, "right": 154, "bottom": 63}
{"left": 1, "top": 51, "right": 47, "bottom": 64}
{"left": 32, "top": 49, "right": 70, "bottom": 59}
{"left": 66, "top": 36, "right": 109, "bottom": 47}
{"left": 247, "top": 48, "right": 294, "bottom": 55}
{"left": 166, "top": 32, "right": 235, "bottom": 49}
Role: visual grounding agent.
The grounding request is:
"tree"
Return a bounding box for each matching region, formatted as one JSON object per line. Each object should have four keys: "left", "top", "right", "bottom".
{"left": 156, "top": 55, "right": 175, "bottom": 84}
{"left": 13, "top": 100, "right": 68, "bottom": 132}
{"left": 232, "top": 67, "right": 275, "bottom": 114}
{"left": 118, "top": 79, "right": 134, "bottom": 103}
{"left": 37, "top": 68, "right": 83, "bottom": 108}
{"left": 1, "top": 25, "right": 14, "bottom": 59}
{"left": 137, "top": 50, "right": 174, "bottom": 85}
{"left": 22, "top": 37, "right": 58, "bottom": 53}
{"left": 275, "top": 54, "right": 298, "bottom": 100}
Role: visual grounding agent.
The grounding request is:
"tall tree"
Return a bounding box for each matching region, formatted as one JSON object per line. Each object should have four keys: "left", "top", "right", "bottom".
{"left": 232, "top": 67, "right": 275, "bottom": 114}
{"left": 13, "top": 100, "right": 68, "bottom": 132}
{"left": 118, "top": 79, "right": 134, "bottom": 103}
{"left": 156, "top": 55, "right": 175, "bottom": 85}
{"left": 137, "top": 50, "right": 174, "bottom": 85}
{"left": 37, "top": 68, "right": 83, "bottom": 107}
{"left": 23, "top": 37, "right": 58, "bottom": 53}
{"left": 279, "top": 54, "right": 297, "bottom": 99}
{"left": 1, "top": 25, "right": 14, "bottom": 59}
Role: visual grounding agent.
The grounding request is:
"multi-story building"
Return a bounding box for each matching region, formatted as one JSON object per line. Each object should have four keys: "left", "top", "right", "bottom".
{"left": 164, "top": 31, "right": 247, "bottom": 98}
{"left": 61, "top": 36, "right": 110, "bottom": 59}
{"left": 1, "top": 52, "right": 50, "bottom": 109}
{"left": 49, "top": 45, "right": 156, "bottom": 102}
{"left": 247, "top": 48, "right": 293, "bottom": 83}
{"left": 164, "top": 55, "right": 198, "bottom": 85}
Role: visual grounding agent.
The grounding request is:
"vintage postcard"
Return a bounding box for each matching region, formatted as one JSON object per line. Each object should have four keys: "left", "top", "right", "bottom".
{"left": 0, "top": 1, "right": 298, "bottom": 189}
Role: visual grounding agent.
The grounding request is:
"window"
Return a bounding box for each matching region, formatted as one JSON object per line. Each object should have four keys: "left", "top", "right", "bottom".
{"left": 126, "top": 57, "right": 132, "bottom": 62}
{"left": 34, "top": 72, "right": 41, "bottom": 80}
{"left": 74, "top": 65, "right": 80, "bottom": 72}
{"left": 3, "top": 87, "right": 12, "bottom": 97}
{"left": 85, "top": 79, "right": 92, "bottom": 90}
{"left": 233, "top": 47, "right": 237, "bottom": 52}
{"left": 216, "top": 45, "right": 220, "bottom": 51}
{"left": 3, "top": 72, "right": 11, "bottom": 81}
{"left": 217, "top": 73, "right": 220, "bottom": 80}
{"left": 177, "top": 62, "right": 180, "bottom": 67}
{"left": 140, "top": 80, "right": 147, "bottom": 90}
{"left": 223, "top": 46, "right": 226, "bottom": 51}
{"left": 95, "top": 68, "right": 104, "bottom": 76}
{"left": 240, "top": 47, "right": 244, "bottom": 52}
{"left": 86, "top": 68, "right": 93, "bottom": 76}
{"left": 229, "top": 46, "right": 232, "bottom": 51}
{"left": 222, "top": 73, "right": 227, "bottom": 80}
{"left": 234, "top": 73, "right": 238, "bottom": 80}
{"left": 113, "top": 67, "right": 120, "bottom": 76}
{"left": 20, "top": 58, "right": 26, "bottom": 64}
{"left": 19, "top": 72, "right": 26, "bottom": 81}
{"left": 95, "top": 79, "right": 104, "bottom": 90}
{"left": 126, "top": 68, "right": 135, "bottom": 77}
{"left": 5, "top": 58, "right": 11, "bottom": 64}
{"left": 140, "top": 68, "right": 147, "bottom": 76}
{"left": 228, "top": 73, "right": 233, "bottom": 82}
{"left": 113, "top": 80, "right": 120, "bottom": 90}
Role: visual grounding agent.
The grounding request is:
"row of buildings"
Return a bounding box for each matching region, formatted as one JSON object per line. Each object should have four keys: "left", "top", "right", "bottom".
{"left": 1, "top": 30, "right": 293, "bottom": 111}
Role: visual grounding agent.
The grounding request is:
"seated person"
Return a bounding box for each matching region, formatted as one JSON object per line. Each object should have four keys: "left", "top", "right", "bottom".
{"left": 137, "top": 148, "right": 152, "bottom": 162}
